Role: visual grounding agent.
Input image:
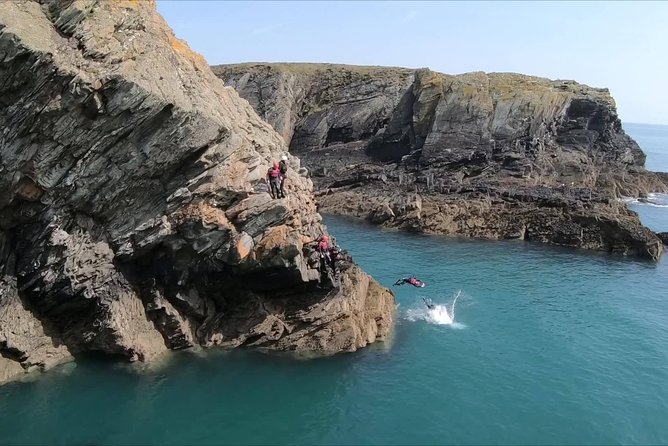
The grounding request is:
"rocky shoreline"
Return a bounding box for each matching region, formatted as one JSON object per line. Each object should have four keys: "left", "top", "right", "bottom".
{"left": 2, "top": 1, "right": 665, "bottom": 388}
{"left": 0, "top": 1, "right": 394, "bottom": 386}
{"left": 214, "top": 63, "right": 668, "bottom": 259}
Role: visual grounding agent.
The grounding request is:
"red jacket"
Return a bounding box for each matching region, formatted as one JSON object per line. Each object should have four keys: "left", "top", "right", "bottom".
{"left": 268, "top": 167, "right": 280, "bottom": 179}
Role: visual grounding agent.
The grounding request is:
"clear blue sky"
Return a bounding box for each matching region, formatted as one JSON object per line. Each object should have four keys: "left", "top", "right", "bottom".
{"left": 157, "top": 1, "right": 668, "bottom": 125}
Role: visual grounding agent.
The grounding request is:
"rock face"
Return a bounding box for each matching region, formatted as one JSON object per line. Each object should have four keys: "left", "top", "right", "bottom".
{"left": 1, "top": 234, "right": 72, "bottom": 383}
{"left": 214, "top": 63, "right": 668, "bottom": 260}
{"left": 658, "top": 232, "right": 668, "bottom": 246}
{"left": 0, "top": 2, "right": 394, "bottom": 385}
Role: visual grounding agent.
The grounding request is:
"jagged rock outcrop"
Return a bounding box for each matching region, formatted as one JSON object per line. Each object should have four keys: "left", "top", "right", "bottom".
{"left": 1, "top": 232, "right": 72, "bottom": 384}
{"left": 197, "top": 263, "right": 394, "bottom": 352}
{"left": 214, "top": 63, "right": 668, "bottom": 260}
{"left": 658, "top": 232, "right": 668, "bottom": 246}
{"left": 0, "top": 2, "right": 394, "bottom": 385}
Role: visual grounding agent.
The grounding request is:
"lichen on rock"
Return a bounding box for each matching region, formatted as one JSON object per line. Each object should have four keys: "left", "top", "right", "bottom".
{"left": 0, "top": 1, "right": 394, "bottom": 385}
{"left": 214, "top": 63, "right": 667, "bottom": 260}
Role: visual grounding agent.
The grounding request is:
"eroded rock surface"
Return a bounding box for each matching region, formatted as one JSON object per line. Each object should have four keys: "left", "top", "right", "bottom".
{"left": 1, "top": 233, "right": 71, "bottom": 384}
{"left": 214, "top": 63, "right": 667, "bottom": 259}
{"left": 0, "top": 1, "right": 393, "bottom": 385}
{"left": 658, "top": 232, "right": 668, "bottom": 246}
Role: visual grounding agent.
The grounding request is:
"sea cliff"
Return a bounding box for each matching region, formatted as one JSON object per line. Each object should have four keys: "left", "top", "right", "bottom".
{"left": 0, "top": 1, "right": 394, "bottom": 385}
{"left": 214, "top": 63, "right": 668, "bottom": 258}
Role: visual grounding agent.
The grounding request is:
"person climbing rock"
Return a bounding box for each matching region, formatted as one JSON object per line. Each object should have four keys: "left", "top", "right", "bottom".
{"left": 318, "top": 235, "right": 332, "bottom": 270}
{"left": 314, "top": 235, "right": 332, "bottom": 288}
{"left": 318, "top": 235, "right": 330, "bottom": 255}
{"left": 328, "top": 243, "right": 342, "bottom": 275}
{"left": 266, "top": 161, "right": 282, "bottom": 199}
{"left": 278, "top": 155, "right": 288, "bottom": 198}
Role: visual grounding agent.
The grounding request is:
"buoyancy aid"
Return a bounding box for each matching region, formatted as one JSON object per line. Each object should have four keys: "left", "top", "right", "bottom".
{"left": 269, "top": 162, "right": 281, "bottom": 179}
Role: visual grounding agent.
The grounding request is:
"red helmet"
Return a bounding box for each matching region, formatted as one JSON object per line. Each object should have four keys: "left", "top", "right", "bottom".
{"left": 273, "top": 161, "right": 279, "bottom": 168}
{"left": 321, "top": 235, "right": 329, "bottom": 241}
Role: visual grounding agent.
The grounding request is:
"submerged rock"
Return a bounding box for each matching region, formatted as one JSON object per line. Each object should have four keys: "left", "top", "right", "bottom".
{"left": 0, "top": 1, "right": 394, "bottom": 385}
{"left": 214, "top": 63, "right": 667, "bottom": 260}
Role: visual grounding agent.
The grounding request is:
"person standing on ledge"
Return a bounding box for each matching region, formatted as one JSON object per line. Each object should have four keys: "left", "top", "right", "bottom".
{"left": 278, "top": 154, "right": 288, "bottom": 198}
{"left": 266, "top": 161, "right": 282, "bottom": 199}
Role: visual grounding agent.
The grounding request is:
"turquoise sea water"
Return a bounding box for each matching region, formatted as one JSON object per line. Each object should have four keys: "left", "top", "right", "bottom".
{"left": 626, "top": 122, "right": 668, "bottom": 173}
{"left": 1, "top": 125, "right": 667, "bottom": 445}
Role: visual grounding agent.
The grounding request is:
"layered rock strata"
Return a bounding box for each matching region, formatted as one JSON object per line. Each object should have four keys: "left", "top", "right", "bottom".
{"left": 0, "top": 2, "right": 394, "bottom": 385}
{"left": 214, "top": 63, "right": 668, "bottom": 260}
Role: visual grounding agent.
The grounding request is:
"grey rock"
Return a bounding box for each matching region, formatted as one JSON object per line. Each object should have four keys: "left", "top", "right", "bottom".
{"left": 658, "top": 232, "right": 668, "bottom": 246}
{"left": 0, "top": 276, "right": 72, "bottom": 384}
{"left": 215, "top": 63, "right": 667, "bottom": 260}
{"left": 0, "top": 1, "right": 394, "bottom": 385}
{"left": 1, "top": 231, "right": 72, "bottom": 385}
{"left": 197, "top": 264, "right": 394, "bottom": 353}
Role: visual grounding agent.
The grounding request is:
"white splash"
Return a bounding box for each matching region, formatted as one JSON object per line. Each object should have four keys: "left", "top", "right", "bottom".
{"left": 405, "top": 291, "right": 465, "bottom": 328}
{"left": 426, "top": 305, "right": 455, "bottom": 324}
{"left": 621, "top": 193, "right": 668, "bottom": 208}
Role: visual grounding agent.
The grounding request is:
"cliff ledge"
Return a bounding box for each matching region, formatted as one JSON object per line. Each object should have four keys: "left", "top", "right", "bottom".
{"left": 0, "top": 2, "right": 394, "bottom": 385}
{"left": 214, "top": 63, "right": 667, "bottom": 260}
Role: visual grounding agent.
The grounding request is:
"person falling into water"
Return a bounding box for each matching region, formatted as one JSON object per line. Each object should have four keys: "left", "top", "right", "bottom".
{"left": 393, "top": 276, "right": 426, "bottom": 288}
{"left": 422, "top": 297, "right": 435, "bottom": 310}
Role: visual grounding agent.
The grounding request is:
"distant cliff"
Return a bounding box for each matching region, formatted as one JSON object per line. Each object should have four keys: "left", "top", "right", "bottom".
{"left": 0, "top": 3, "right": 394, "bottom": 386}
{"left": 214, "top": 63, "right": 667, "bottom": 259}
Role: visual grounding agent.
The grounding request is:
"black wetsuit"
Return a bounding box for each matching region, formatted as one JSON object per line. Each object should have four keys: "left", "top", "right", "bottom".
{"left": 267, "top": 167, "right": 281, "bottom": 198}
{"left": 278, "top": 160, "right": 288, "bottom": 197}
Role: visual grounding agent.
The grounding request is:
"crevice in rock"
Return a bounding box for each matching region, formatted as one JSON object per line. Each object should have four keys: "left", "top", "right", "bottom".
{"left": 0, "top": 4, "right": 395, "bottom": 386}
